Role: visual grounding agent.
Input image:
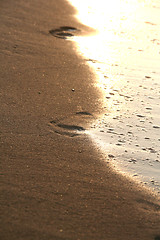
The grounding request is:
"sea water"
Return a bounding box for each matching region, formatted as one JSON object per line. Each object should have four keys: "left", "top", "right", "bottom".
{"left": 67, "top": 0, "right": 160, "bottom": 194}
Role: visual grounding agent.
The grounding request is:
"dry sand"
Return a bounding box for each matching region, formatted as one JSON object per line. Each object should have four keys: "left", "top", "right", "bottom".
{"left": 0, "top": 0, "right": 160, "bottom": 239}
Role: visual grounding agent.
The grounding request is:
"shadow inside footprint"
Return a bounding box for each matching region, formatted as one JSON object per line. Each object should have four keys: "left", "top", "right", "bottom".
{"left": 57, "top": 123, "right": 85, "bottom": 131}
{"left": 76, "top": 111, "right": 93, "bottom": 116}
{"left": 49, "top": 26, "right": 79, "bottom": 39}
{"left": 155, "top": 236, "right": 160, "bottom": 240}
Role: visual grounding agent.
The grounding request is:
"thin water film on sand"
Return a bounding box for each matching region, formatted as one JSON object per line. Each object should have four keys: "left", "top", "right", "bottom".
{"left": 68, "top": 0, "right": 160, "bottom": 194}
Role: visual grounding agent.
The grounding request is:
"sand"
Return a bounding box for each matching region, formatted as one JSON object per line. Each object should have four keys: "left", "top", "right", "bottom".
{"left": 0, "top": 0, "right": 160, "bottom": 239}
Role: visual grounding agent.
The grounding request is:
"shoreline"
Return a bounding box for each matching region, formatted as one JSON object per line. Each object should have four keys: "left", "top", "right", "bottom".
{"left": 67, "top": 0, "right": 160, "bottom": 195}
{"left": 1, "top": 0, "right": 160, "bottom": 239}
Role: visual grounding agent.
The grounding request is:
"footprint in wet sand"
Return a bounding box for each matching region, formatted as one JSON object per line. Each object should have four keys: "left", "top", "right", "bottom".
{"left": 49, "top": 26, "right": 80, "bottom": 39}
{"left": 49, "top": 112, "right": 93, "bottom": 137}
{"left": 136, "top": 199, "right": 160, "bottom": 211}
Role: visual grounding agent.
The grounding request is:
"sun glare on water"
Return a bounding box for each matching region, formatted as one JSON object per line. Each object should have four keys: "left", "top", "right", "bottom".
{"left": 68, "top": 0, "right": 160, "bottom": 87}
{"left": 68, "top": 0, "right": 160, "bottom": 115}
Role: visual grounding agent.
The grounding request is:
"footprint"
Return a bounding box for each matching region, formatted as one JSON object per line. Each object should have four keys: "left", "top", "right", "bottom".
{"left": 49, "top": 112, "right": 93, "bottom": 137}
{"left": 49, "top": 26, "right": 80, "bottom": 39}
{"left": 136, "top": 199, "right": 160, "bottom": 211}
{"left": 49, "top": 121, "right": 85, "bottom": 137}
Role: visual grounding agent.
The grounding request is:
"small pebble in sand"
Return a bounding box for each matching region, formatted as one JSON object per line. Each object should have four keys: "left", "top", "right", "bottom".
{"left": 129, "top": 159, "right": 137, "bottom": 163}
{"left": 108, "top": 154, "right": 115, "bottom": 158}
{"left": 150, "top": 149, "right": 157, "bottom": 153}
{"left": 72, "top": 88, "right": 75, "bottom": 92}
{"left": 118, "top": 139, "right": 125, "bottom": 143}
{"left": 116, "top": 143, "right": 122, "bottom": 146}
{"left": 108, "top": 128, "right": 114, "bottom": 131}
{"left": 153, "top": 125, "right": 160, "bottom": 129}
{"left": 137, "top": 114, "right": 145, "bottom": 118}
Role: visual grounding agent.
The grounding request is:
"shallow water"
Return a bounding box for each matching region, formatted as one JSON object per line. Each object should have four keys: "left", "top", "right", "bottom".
{"left": 68, "top": 0, "right": 160, "bottom": 194}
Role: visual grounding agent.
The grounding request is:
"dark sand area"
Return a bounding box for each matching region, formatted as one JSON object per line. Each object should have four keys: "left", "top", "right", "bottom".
{"left": 0, "top": 0, "right": 160, "bottom": 239}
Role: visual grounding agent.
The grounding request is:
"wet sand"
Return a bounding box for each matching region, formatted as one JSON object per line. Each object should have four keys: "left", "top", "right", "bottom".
{"left": 0, "top": 0, "right": 160, "bottom": 239}
{"left": 69, "top": 0, "right": 160, "bottom": 194}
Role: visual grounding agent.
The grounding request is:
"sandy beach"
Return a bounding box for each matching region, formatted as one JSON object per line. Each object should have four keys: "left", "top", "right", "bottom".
{"left": 0, "top": 0, "right": 160, "bottom": 239}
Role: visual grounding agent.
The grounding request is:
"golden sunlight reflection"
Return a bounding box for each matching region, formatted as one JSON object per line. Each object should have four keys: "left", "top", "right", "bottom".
{"left": 68, "top": 0, "right": 160, "bottom": 110}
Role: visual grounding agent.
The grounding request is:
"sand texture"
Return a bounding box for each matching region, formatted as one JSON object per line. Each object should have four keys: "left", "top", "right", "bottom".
{"left": 0, "top": 0, "right": 160, "bottom": 239}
